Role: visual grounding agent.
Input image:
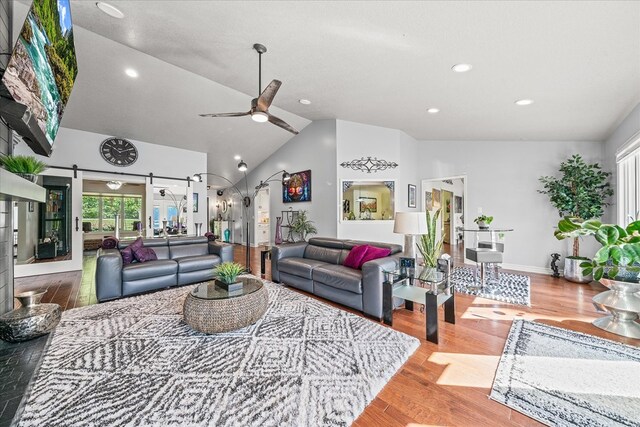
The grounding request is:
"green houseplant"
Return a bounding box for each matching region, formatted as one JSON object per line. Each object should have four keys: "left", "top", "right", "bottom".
{"left": 291, "top": 210, "right": 318, "bottom": 241}
{"left": 539, "top": 154, "right": 613, "bottom": 282}
{"left": 474, "top": 214, "right": 493, "bottom": 229}
{"left": 213, "top": 262, "right": 245, "bottom": 285}
{"left": 555, "top": 217, "right": 640, "bottom": 338}
{"left": 417, "top": 209, "right": 444, "bottom": 268}
{"left": 0, "top": 154, "right": 48, "bottom": 182}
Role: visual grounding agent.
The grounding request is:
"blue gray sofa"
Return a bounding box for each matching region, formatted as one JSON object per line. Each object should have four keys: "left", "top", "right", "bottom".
{"left": 271, "top": 237, "right": 402, "bottom": 319}
{"left": 96, "top": 236, "right": 233, "bottom": 302}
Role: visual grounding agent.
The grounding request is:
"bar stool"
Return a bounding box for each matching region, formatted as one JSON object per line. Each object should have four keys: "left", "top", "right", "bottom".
{"left": 465, "top": 248, "right": 503, "bottom": 288}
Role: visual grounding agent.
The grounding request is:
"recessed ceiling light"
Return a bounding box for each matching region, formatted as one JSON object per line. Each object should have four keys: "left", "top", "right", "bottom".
{"left": 427, "top": 108, "right": 440, "bottom": 114}
{"left": 451, "top": 63, "right": 472, "bottom": 73}
{"left": 515, "top": 99, "right": 534, "bottom": 106}
{"left": 233, "top": 155, "right": 241, "bottom": 160}
{"left": 298, "top": 99, "right": 311, "bottom": 105}
{"left": 125, "top": 68, "right": 138, "bottom": 78}
{"left": 96, "top": 2, "right": 124, "bottom": 19}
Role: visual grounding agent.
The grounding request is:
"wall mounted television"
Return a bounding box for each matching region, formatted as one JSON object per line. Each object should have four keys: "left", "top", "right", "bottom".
{"left": 0, "top": 0, "right": 78, "bottom": 156}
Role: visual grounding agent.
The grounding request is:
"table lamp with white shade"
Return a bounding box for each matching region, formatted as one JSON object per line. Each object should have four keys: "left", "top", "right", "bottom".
{"left": 393, "top": 212, "right": 428, "bottom": 259}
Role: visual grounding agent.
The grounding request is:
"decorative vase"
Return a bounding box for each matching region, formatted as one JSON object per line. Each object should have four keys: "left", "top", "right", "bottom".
{"left": 224, "top": 229, "right": 231, "bottom": 243}
{"left": 195, "top": 223, "right": 203, "bottom": 236}
{"left": 563, "top": 257, "right": 592, "bottom": 283}
{"left": 592, "top": 278, "right": 640, "bottom": 338}
{"left": 15, "top": 290, "right": 46, "bottom": 307}
{"left": 275, "top": 216, "right": 283, "bottom": 245}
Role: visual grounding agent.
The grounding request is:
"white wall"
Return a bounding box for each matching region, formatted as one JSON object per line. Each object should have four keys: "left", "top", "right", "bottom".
{"left": 15, "top": 127, "right": 208, "bottom": 230}
{"left": 417, "top": 140, "right": 606, "bottom": 273}
{"left": 604, "top": 103, "right": 640, "bottom": 222}
{"left": 336, "top": 120, "right": 419, "bottom": 245}
{"left": 239, "top": 120, "right": 337, "bottom": 245}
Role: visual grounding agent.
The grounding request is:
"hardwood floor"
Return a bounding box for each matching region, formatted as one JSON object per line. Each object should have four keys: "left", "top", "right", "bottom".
{"left": 13, "top": 244, "right": 640, "bottom": 426}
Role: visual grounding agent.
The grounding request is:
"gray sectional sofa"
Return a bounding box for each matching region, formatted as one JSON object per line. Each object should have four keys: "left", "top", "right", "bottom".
{"left": 271, "top": 237, "right": 402, "bottom": 319}
{"left": 96, "top": 236, "right": 233, "bottom": 302}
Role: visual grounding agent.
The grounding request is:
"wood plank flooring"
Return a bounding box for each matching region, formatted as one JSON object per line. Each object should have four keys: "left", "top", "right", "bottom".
{"left": 13, "top": 244, "right": 640, "bottom": 426}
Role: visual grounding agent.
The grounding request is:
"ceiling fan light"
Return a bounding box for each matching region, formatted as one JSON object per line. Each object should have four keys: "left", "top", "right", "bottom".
{"left": 106, "top": 180, "right": 123, "bottom": 190}
{"left": 251, "top": 111, "right": 269, "bottom": 123}
{"left": 237, "top": 160, "right": 248, "bottom": 172}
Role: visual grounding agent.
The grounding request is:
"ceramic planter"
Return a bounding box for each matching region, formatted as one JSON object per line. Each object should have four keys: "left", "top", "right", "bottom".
{"left": 592, "top": 278, "right": 640, "bottom": 339}
{"left": 563, "top": 257, "right": 592, "bottom": 283}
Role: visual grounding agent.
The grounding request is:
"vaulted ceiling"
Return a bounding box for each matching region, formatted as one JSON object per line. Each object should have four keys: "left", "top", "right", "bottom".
{"left": 14, "top": 1, "right": 640, "bottom": 177}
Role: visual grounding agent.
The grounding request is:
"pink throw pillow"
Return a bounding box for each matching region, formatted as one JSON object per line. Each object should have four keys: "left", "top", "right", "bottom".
{"left": 343, "top": 245, "right": 369, "bottom": 269}
{"left": 358, "top": 246, "right": 391, "bottom": 268}
{"left": 133, "top": 247, "right": 158, "bottom": 263}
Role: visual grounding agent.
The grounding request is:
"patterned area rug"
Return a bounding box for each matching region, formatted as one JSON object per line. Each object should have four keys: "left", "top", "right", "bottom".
{"left": 13, "top": 278, "right": 419, "bottom": 427}
{"left": 451, "top": 266, "right": 531, "bottom": 306}
{"left": 491, "top": 320, "right": 640, "bottom": 427}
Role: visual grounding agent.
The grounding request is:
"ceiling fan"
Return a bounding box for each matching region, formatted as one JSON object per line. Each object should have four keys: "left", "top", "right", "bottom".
{"left": 199, "top": 43, "right": 299, "bottom": 135}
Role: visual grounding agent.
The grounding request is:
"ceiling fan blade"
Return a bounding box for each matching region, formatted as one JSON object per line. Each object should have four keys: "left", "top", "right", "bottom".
{"left": 257, "top": 80, "right": 282, "bottom": 111}
{"left": 268, "top": 113, "right": 299, "bottom": 135}
{"left": 199, "top": 111, "right": 250, "bottom": 118}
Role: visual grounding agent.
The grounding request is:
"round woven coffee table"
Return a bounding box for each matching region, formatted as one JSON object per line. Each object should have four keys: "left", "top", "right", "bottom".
{"left": 183, "top": 277, "right": 268, "bottom": 333}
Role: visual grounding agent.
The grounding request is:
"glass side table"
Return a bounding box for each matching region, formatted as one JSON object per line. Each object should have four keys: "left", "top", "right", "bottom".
{"left": 382, "top": 266, "right": 455, "bottom": 344}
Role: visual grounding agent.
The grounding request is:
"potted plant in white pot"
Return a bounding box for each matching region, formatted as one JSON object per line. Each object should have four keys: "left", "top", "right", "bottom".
{"left": 539, "top": 154, "right": 613, "bottom": 283}
{"left": 0, "top": 154, "right": 47, "bottom": 183}
{"left": 474, "top": 214, "right": 493, "bottom": 230}
{"left": 555, "top": 217, "right": 640, "bottom": 338}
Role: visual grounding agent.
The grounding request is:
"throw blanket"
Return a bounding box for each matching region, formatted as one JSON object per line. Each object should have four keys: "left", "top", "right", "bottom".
{"left": 101, "top": 237, "right": 119, "bottom": 249}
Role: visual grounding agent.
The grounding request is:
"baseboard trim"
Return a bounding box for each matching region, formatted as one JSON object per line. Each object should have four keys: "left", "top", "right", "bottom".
{"left": 461, "top": 260, "right": 553, "bottom": 276}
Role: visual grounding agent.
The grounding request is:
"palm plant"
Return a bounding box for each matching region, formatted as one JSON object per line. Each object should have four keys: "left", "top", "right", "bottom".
{"left": 417, "top": 209, "right": 444, "bottom": 268}
{"left": 291, "top": 210, "right": 318, "bottom": 241}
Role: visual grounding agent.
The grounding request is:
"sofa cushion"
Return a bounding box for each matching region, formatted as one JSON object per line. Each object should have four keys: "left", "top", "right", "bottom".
{"left": 278, "top": 257, "right": 328, "bottom": 280}
{"left": 176, "top": 254, "right": 221, "bottom": 273}
{"left": 170, "top": 243, "right": 209, "bottom": 259}
{"left": 304, "top": 245, "right": 342, "bottom": 264}
{"left": 122, "top": 259, "right": 177, "bottom": 281}
{"left": 345, "top": 240, "right": 402, "bottom": 255}
{"left": 343, "top": 245, "right": 368, "bottom": 269}
{"left": 133, "top": 247, "right": 158, "bottom": 263}
{"left": 359, "top": 246, "right": 391, "bottom": 268}
{"left": 313, "top": 264, "right": 363, "bottom": 294}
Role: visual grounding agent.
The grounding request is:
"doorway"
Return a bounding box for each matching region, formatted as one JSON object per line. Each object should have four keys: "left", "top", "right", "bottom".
{"left": 421, "top": 176, "right": 466, "bottom": 258}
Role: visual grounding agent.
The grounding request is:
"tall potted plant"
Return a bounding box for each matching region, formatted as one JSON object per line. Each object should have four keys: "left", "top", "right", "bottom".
{"left": 290, "top": 210, "right": 318, "bottom": 242}
{"left": 539, "top": 154, "right": 613, "bottom": 282}
{"left": 417, "top": 208, "right": 444, "bottom": 268}
{"left": 555, "top": 217, "right": 640, "bottom": 338}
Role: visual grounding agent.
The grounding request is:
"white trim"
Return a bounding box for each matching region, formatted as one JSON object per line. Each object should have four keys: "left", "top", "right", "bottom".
{"left": 616, "top": 129, "right": 640, "bottom": 162}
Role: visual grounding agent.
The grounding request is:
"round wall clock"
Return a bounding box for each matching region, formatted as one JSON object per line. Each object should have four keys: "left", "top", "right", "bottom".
{"left": 100, "top": 137, "right": 138, "bottom": 167}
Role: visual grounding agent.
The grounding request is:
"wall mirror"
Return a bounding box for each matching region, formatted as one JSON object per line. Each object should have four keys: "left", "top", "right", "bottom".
{"left": 13, "top": 175, "right": 73, "bottom": 265}
{"left": 341, "top": 180, "right": 395, "bottom": 221}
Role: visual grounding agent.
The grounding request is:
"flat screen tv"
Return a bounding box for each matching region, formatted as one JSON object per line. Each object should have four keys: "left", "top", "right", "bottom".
{"left": 0, "top": 0, "right": 78, "bottom": 156}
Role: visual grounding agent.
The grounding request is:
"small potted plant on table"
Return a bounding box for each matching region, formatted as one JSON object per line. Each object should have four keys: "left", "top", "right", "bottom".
{"left": 555, "top": 217, "right": 640, "bottom": 338}
{"left": 474, "top": 215, "right": 493, "bottom": 230}
{"left": 213, "top": 262, "right": 246, "bottom": 291}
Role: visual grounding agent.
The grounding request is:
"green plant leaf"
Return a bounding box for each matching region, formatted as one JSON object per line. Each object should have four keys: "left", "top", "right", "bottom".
{"left": 606, "top": 267, "right": 619, "bottom": 279}
{"left": 593, "top": 247, "right": 610, "bottom": 264}
{"left": 579, "top": 261, "right": 593, "bottom": 268}
{"left": 593, "top": 267, "right": 604, "bottom": 281}
{"left": 595, "top": 225, "right": 619, "bottom": 246}
{"left": 626, "top": 221, "right": 640, "bottom": 234}
{"left": 582, "top": 219, "right": 602, "bottom": 231}
{"left": 609, "top": 246, "right": 625, "bottom": 265}
{"left": 581, "top": 267, "right": 593, "bottom": 276}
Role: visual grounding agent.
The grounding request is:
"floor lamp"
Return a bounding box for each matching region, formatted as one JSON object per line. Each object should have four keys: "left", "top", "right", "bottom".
{"left": 193, "top": 163, "right": 290, "bottom": 273}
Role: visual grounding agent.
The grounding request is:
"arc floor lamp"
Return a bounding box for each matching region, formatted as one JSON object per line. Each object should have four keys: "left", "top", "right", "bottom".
{"left": 193, "top": 161, "right": 290, "bottom": 273}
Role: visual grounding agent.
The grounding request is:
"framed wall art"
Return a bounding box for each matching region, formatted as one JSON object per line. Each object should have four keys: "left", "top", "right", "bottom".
{"left": 408, "top": 184, "right": 416, "bottom": 208}
{"left": 283, "top": 170, "right": 312, "bottom": 203}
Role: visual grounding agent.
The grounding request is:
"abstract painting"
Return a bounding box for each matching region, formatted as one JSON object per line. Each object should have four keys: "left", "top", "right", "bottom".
{"left": 359, "top": 197, "right": 377, "bottom": 212}
{"left": 283, "top": 170, "right": 312, "bottom": 203}
{"left": 408, "top": 184, "right": 416, "bottom": 208}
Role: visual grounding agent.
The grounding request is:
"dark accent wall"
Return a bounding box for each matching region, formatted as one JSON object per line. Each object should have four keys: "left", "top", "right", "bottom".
{"left": 0, "top": 0, "right": 13, "bottom": 315}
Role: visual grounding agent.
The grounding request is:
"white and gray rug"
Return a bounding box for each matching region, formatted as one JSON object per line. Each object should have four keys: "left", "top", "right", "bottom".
{"left": 13, "top": 278, "right": 419, "bottom": 427}
{"left": 451, "top": 266, "right": 531, "bottom": 306}
{"left": 491, "top": 320, "right": 640, "bottom": 427}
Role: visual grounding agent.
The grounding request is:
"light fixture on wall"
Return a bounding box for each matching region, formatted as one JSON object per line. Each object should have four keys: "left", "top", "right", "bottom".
{"left": 106, "top": 180, "right": 123, "bottom": 190}
{"left": 237, "top": 160, "right": 248, "bottom": 172}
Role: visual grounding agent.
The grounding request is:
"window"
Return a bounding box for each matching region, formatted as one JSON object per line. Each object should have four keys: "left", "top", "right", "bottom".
{"left": 82, "top": 194, "right": 143, "bottom": 232}
{"left": 617, "top": 141, "right": 640, "bottom": 226}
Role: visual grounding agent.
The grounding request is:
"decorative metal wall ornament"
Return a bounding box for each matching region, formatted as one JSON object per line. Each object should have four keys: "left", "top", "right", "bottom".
{"left": 340, "top": 157, "right": 398, "bottom": 173}
{"left": 383, "top": 181, "right": 395, "bottom": 190}
{"left": 442, "top": 179, "right": 454, "bottom": 185}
